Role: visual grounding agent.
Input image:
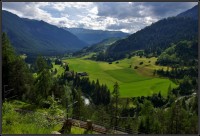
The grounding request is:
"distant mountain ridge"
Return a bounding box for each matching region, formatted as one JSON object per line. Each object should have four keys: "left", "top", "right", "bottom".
{"left": 63, "top": 27, "right": 129, "bottom": 45}
{"left": 105, "top": 5, "right": 198, "bottom": 61}
{"left": 2, "top": 10, "right": 88, "bottom": 56}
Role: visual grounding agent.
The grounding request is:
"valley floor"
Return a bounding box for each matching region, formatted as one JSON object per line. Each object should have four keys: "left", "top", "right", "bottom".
{"left": 64, "top": 56, "right": 177, "bottom": 97}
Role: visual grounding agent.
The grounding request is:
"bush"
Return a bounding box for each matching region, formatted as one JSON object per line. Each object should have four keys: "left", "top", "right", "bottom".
{"left": 139, "top": 62, "right": 143, "bottom": 65}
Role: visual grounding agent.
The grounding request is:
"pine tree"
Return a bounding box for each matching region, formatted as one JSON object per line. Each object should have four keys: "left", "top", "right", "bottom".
{"left": 65, "top": 65, "right": 69, "bottom": 71}
{"left": 2, "top": 33, "right": 16, "bottom": 101}
{"left": 72, "top": 88, "right": 84, "bottom": 119}
{"left": 112, "top": 82, "right": 120, "bottom": 129}
{"left": 2, "top": 33, "right": 34, "bottom": 101}
{"left": 35, "top": 56, "right": 53, "bottom": 101}
{"left": 35, "top": 56, "right": 48, "bottom": 73}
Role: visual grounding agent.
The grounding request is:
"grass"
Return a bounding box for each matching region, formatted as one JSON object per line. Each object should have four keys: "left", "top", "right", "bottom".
{"left": 52, "top": 63, "right": 65, "bottom": 77}
{"left": 64, "top": 56, "right": 177, "bottom": 97}
{"left": 33, "top": 63, "right": 65, "bottom": 78}
{"left": 71, "top": 126, "right": 96, "bottom": 134}
{"left": 2, "top": 101, "right": 64, "bottom": 134}
{"left": 71, "top": 127, "right": 86, "bottom": 134}
{"left": 8, "top": 100, "right": 38, "bottom": 111}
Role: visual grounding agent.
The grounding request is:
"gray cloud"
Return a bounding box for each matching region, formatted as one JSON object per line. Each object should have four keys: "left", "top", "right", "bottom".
{"left": 97, "top": 2, "right": 148, "bottom": 19}
{"left": 105, "top": 17, "right": 155, "bottom": 33}
{"left": 97, "top": 2, "right": 197, "bottom": 19}
{"left": 2, "top": 2, "right": 198, "bottom": 33}
{"left": 143, "top": 2, "right": 197, "bottom": 18}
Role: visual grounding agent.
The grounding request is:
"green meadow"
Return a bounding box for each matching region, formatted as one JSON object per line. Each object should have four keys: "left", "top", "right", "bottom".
{"left": 63, "top": 56, "right": 177, "bottom": 98}
{"left": 52, "top": 63, "right": 65, "bottom": 77}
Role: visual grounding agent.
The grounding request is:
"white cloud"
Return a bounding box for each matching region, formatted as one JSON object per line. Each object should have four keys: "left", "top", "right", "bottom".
{"left": 90, "top": 7, "right": 98, "bottom": 14}
{"left": 2, "top": 2, "right": 197, "bottom": 33}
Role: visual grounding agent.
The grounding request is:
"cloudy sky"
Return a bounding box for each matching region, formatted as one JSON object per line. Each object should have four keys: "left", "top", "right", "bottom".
{"left": 2, "top": 2, "right": 197, "bottom": 33}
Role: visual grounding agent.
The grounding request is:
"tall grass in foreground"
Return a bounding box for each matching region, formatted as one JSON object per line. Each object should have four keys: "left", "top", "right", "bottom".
{"left": 2, "top": 101, "right": 96, "bottom": 134}
{"left": 2, "top": 101, "right": 62, "bottom": 134}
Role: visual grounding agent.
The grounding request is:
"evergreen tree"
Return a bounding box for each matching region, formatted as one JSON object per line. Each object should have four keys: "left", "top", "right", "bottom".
{"left": 35, "top": 56, "right": 53, "bottom": 102}
{"left": 2, "top": 33, "right": 34, "bottom": 101}
{"left": 112, "top": 82, "right": 120, "bottom": 129}
{"left": 65, "top": 65, "right": 70, "bottom": 71}
{"left": 2, "top": 33, "right": 16, "bottom": 101}
{"left": 35, "top": 56, "right": 48, "bottom": 73}
{"left": 72, "top": 88, "right": 84, "bottom": 119}
{"left": 9, "top": 57, "right": 34, "bottom": 100}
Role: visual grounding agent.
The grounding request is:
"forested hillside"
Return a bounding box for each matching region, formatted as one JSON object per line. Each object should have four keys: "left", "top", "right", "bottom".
{"left": 177, "top": 5, "right": 198, "bottom": 19}
{"left": 156, "top": 40, "right": 198, "bottom": 67}
{"left": 74, "top": 37, "right": 121, "bottom": 56}
{"left": 102, "top": 5, "right": 198, "bottom": 61}
{"left": 2, "top": 10, "right": 88, "bottom": 56}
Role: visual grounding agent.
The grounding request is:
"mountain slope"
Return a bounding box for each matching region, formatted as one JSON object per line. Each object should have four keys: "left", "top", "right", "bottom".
{"left": 63, "top": 27, "right": 129, "bottom": 45}
{"left": 105, "top": 5, "right": 198, "bottom": 61}
{"left": 177, "top": 5, "right": 198, "bottom": 19}
{"left": 74, "top": 37, "right": 121, "bottom": 56}
{"left": 156, "top": 40, "right": 198, "bottom": 66}
{"left": 2, "top": 10, "right": 88, "bottom": 56}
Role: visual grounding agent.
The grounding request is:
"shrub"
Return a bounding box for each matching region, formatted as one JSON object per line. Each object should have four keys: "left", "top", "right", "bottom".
{"left": 139, "top": 62, "right": 143, "bottom": 65}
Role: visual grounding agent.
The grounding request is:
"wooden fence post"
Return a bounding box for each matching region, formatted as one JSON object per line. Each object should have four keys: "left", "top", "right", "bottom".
{"left": 59, "top": 118, "right": 72, "bottom": 134}
{"left": 86, "top": 120, "right": 93, "bottom": 131}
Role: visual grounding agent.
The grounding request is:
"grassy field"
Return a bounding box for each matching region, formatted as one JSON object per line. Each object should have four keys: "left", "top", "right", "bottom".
{"left": 63, "top": 56, "right": 177, "bottom": 97}
{"left": 71, "top": 127, "right": 97, "bottom": 134}
{"left": 52, "top": 63, "right": 65, "bottom": 77}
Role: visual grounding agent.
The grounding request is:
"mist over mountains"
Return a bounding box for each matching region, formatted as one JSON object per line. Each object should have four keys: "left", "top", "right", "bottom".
{"left": 63, "top": 27, "right": 129, "bottom": 45}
